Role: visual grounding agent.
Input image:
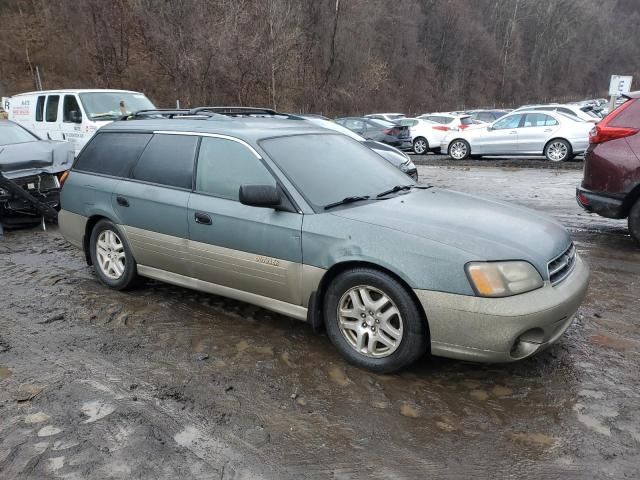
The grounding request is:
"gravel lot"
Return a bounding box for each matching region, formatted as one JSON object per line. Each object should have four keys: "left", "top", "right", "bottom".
{"left": 0, "top": 161, "right": 638, "bottom": 479}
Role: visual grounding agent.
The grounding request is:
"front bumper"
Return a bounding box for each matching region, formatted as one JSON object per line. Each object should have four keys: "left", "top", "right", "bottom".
{"left": 576, "top": 187, "right": 626, "bottom": 219}
{"left": 414, "top": 255, "right": 590, "bottom": 362}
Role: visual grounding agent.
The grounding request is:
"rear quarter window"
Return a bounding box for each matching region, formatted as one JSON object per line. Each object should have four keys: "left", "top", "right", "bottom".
{"left": 73, "top": 132, "right": 152, "bottom": 177}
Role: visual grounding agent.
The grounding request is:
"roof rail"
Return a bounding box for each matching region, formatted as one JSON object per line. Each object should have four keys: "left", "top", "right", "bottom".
{"left": 192, "top": 106, "right": 304, "bottom": 120}
{"left": 119, "top": 109, "right": 226, "bottom": 121}
{"left": 120, "top": 106, "right": 307, "bottom": 121}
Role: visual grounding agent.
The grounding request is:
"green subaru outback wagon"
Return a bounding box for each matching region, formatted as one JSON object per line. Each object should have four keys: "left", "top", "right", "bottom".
{"left": 59, "top": 108, "right": 590, "bottom": 372}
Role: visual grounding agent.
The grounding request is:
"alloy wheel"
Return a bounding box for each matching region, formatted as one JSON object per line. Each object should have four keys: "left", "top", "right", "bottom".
{"left": 96, "top": 230, "right": 126, "bottom": 280}
{"left": 337, "top": 285, "right": 404, "bottom": 358}
{"left": 414, "top": 138, "right": 428, "bottom": 154}
{"left": 450, "top": 141, "right": 468, "bottom": 160}
{"left": 547, "top": 141, "right": 568, "bottom": 162}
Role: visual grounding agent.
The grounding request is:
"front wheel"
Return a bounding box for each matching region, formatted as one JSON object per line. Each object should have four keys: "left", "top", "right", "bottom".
{"left": 628, "top": 199, "right": 640, "bottom": 245}
{"left": 545, "top": 139, "right": 572, "bottom": 162}
{"left": 323, "top": 268, "right": 428, "bottom": 373}
{"left": 448, "top": 139, "right": 470, "bottom": 160}
{"left": 413, "top": 137, "right": 429, "bottom": 155}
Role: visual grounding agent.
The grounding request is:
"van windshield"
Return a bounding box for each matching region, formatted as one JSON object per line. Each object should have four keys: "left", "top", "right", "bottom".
{"left": 79, "top": 92, "right": 155, "bottom": 121}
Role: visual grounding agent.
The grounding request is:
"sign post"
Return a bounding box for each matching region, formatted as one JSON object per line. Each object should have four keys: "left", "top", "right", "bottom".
{"left": 608, "top": 75, "right": 633, "bottom": 113}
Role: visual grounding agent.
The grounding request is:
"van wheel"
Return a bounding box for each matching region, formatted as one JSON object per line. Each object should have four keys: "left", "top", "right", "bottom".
{"left": 89, "top": 219, "right": 139, "bottom": 290}
{"left": 323, "top": 268, "right": 428, "bottom": 373}
{"left": 628, "top": 199, "right": 640, "bottom": 245}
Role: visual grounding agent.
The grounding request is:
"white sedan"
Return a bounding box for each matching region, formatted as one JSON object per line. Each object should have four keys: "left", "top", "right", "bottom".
{"left": 440, "top": 110, "right": 592, "bottom": 162}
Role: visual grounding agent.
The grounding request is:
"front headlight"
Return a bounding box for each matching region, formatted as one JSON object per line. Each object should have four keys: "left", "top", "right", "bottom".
{"left": 466, "top": 261, "right": 543, "bottom": 297}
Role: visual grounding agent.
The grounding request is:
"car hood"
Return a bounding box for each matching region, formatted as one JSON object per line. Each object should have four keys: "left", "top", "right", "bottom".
{"left": 330, "top": 188, "right": 570, "bottom": 276}
{"left": 0, "top": 140, "right": 74, "bottom": 179}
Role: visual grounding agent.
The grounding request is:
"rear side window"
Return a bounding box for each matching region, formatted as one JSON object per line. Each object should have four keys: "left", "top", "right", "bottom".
{"left": 35, "top": 96, "right": 45, "bottom": 122}
{"left": 74, "top": 132, "right": 152, "bottom": 177}
{"left": 131, "top": 134, "right": 198, "bottom": 189}
{"left": 523, "top": 113, "right": 558, "bottom": 127}
{"left": 45, "top": 95, "right": 59, "bottom": 122}
{"left": 460, "top": 117, "right": 473, "bottom": 125}
{"left": 195, "top": 137, "right": 275, "bottom": 200}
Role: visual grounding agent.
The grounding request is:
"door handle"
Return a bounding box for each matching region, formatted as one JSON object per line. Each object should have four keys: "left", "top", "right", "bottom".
{"left": 194, "top": 212, "right": 212, "bottom": 225}
{"left": 116, "top": 195, "right": 129, "bottom": 207}
{"left": 509, "top": 131, "right": 517, "bottom": 134}
{"left": 544, "top": 129, "right": 553, "bottom": 132}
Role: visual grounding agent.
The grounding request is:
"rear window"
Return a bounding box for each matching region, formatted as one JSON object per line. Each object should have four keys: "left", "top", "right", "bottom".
{"left": 131, "top": 134, "right": 198, "bottom": 189}
{"left": 398, "top": 119, "right": 418, "bottom": 126}
{"left": 460, "top": 117, "right": 473, "bottom": 125}
{"left": 609, "top": 98, "right": 639, "bottom": 128}
{"left": 369, "top": 119, "right": 395, "bottom": 127}
{"left": 74, "top": 132, "right": 152, "bottom": 177}
{"left": 35, "top": 96, "right": 45, "bottom": 122}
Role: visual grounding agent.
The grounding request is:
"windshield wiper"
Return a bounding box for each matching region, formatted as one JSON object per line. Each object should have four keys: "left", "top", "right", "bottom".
{"left": 376, "top": 185, "right": 414, "bottom": 198}
{"left": 324, "top": 195, "right": 370, "bottom": 210}
{"left": 91, "top": 113, "right": 119, "bottom": 120}
{"left": 376, "top": 184, "right": 433, "bottom": 198}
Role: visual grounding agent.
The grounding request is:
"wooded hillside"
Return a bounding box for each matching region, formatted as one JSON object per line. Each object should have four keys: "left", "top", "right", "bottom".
{"left": 0, "top": 0, "right": 638, "bottom": 115}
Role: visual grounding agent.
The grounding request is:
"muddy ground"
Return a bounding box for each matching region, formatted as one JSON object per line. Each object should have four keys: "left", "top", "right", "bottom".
{"left": 0, "top": 162, "right": 639, "bottom": 479}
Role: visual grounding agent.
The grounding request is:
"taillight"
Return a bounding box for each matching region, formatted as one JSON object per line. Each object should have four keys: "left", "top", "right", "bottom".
{"left": 590, "top": 99, "right": 638, "bottom": 144}
{"left": 459, "top": 124, "right": 469, "bottom": 130}
{"left": 589, "top": 126, "right": 638, "bottom": 144}
{"left": 432, "top": 125, "right": 449, "bottom": 131}
{"left": 58, "top": 170, "right": 70, "bottom": 186}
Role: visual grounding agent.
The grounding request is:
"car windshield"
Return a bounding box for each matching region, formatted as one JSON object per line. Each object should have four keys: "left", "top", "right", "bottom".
{"left": 79, "top": 92, "right": 155, "bottom": 121}
{"left": 0, "top": 121, "right": 39, "bottom": 146}
{"left": 260, "top": 134, "right": 414, "bottom": 210}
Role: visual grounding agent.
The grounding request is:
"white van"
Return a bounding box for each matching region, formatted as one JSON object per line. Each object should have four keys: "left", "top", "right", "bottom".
{"left": 6, "top": 89, "right": 156, "bottom": 153}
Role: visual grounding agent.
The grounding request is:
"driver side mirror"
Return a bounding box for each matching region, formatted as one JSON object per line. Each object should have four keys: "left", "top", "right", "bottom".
{"left": 239, "top": 184, "right": 281, "bottom": 209}
{"left": 69, "top": 110, "right": 82, "bottom": 123}
{"left": 487, "top": 125, "right": 493, "bottom": 131}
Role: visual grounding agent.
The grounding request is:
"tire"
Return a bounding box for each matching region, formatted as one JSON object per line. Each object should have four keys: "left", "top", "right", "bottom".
{"left": 628, "top": 199, "right": 640, "bottom": 245}
{"left": 413, "top": 137, "right": 429, "bottom": 155}
{"left": 89, "top": 219, "right": 139, "bottom": 290}
{"left": 448, "top": 139, "right": 470, "bottom": 160}
{"left": 544, "top": 139, "right": 572, "bottom": 162}
{"left": 323, "top": 268, "right": 428, "bottom": 373}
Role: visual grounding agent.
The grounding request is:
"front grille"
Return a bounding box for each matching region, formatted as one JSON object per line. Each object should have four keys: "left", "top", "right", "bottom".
{"left": 548, "top": 243, "right": 577, "bottom": 286}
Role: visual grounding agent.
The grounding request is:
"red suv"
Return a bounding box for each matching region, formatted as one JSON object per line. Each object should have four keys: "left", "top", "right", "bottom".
{"left": 577, "top": 91, "right": 640, "bottom": 243}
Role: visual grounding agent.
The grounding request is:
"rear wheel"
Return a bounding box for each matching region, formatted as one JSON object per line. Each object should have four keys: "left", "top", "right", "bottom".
{"left": 628, "top": 199, "right": 640, "bottom": 245}
{"left": 545, "top": 139, "right": 572, "bottom": 162}
{"left": 413, "top": 137, "right": 429, "bottom": 155}
{"left": 89, "top": 219, "right": 139, "bottom": 290}
{"left": 449, "top": 139, "right": 470, "bottom": 160}
{"left": 324, "top": 268, "right": 428, "bottom": 373}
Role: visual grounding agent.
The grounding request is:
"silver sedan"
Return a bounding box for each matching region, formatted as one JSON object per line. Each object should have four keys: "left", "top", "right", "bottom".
{"left": 441, "top": 110, "right": 592, "bottom": 162}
